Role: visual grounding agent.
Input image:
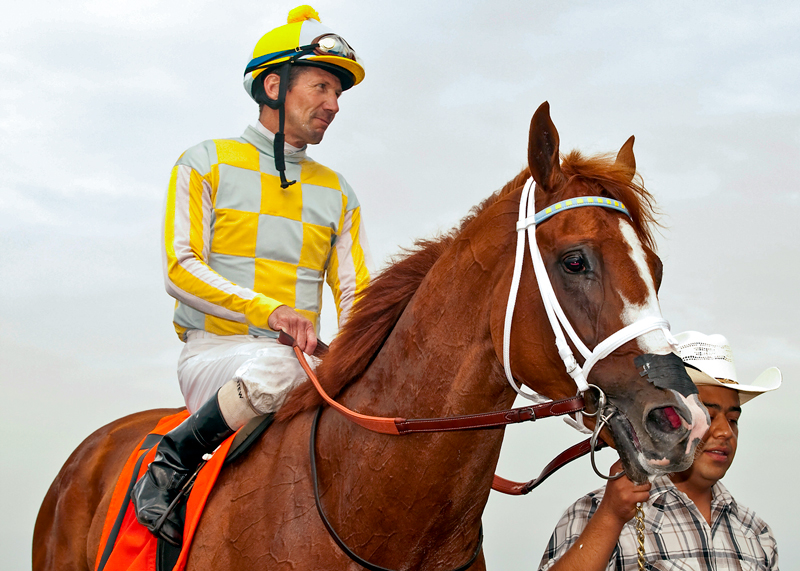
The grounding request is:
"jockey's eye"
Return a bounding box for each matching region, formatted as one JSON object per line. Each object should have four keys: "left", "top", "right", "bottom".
{"left": 562, "top": 254, "right": 587, "bottom": 274}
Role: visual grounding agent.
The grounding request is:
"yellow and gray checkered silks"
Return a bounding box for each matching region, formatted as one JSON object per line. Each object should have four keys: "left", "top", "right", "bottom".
{"left": 163, "top": 124, "right": 371, "bottom": 340}
{"left": 243, "top": 5, "right": 365, "bottom": 101}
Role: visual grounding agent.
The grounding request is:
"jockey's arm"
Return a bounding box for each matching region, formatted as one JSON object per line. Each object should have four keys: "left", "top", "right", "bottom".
{"left": 163, "top": 161, "right": 286, "bottom": 333}
{"left": 325, "top": 195, "right": 372, "bottom": 327}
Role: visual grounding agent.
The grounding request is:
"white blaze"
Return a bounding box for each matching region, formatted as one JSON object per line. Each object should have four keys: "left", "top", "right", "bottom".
{"left": 617, "top": 220, "right": 673, "bottom": 355}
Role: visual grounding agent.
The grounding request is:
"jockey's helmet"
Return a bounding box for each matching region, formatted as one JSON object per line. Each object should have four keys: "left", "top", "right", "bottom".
{"left": 243, "top": 5, "right": 365, "bottom": 103}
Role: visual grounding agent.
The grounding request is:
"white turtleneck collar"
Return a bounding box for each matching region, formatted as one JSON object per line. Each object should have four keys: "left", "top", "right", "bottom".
{"left": 252, "top": 121, "right": 305, "bottom": 155}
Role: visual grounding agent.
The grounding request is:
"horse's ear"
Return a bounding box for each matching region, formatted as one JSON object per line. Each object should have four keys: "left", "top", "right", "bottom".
{"left": 528, "top": 101, "right": 564, "bottom": 193}
{"left": 615, "top": 135, "right": 636, "bottom": 183}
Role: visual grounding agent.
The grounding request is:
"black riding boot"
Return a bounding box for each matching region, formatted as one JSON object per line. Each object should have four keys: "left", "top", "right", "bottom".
{"left": 131, "top": 393, "right": 234, "bottom": 546}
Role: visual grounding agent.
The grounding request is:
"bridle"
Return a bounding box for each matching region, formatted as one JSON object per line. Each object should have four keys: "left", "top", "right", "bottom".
{"left": 503, "top": 178, "right": 676, "bottom": 412}
{"left": 503, "top": 176, "right": 679, "bottom": 482}
{"left": 282, "top": 177, "right": 676, "bottom": 570}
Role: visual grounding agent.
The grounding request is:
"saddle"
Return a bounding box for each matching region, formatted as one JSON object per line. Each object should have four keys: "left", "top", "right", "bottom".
{"left": 94, "top": 412, "right": 274, "bottom": 571}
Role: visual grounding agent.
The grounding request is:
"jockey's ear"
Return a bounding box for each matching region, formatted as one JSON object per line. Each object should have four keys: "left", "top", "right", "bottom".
{"left": 528, "top": 101, "right": 565, "bottom": 193}
{"left": 263, "top": 73, "right": 281, "bottom": 101}
{"left": 615, "top": 135, "right": 636, "bottom": 183}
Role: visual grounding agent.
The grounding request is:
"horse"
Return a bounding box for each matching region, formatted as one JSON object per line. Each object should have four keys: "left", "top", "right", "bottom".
{"left": 33, "top": 102, "right": 709, "bottom": 571}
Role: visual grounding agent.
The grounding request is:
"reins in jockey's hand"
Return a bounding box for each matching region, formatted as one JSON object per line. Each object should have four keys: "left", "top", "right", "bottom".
{"left": 279, "top": 332, "right": 493, "bottom": 571}
{"left": 279, "top": 330, "right": 609, "bottom": 492}
{"left": 278, "top": 330, "right": 587, "bottom": 435}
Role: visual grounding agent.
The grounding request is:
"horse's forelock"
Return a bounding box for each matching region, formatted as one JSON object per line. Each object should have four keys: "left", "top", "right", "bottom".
{"left": 557, "top": 150, "right": 660, "bottom": 251}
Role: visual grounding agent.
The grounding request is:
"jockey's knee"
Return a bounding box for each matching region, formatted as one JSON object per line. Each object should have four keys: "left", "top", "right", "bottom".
{"left": 217, "top": 379, "right": 262, "bottom": 431}
{"left": 217, "top": 370, "right": 304, "bottom": 430}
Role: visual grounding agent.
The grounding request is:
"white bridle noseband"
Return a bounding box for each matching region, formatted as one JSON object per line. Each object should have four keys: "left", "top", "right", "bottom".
{"left": 502, "top": 178, "right": 676, "bottom": 427}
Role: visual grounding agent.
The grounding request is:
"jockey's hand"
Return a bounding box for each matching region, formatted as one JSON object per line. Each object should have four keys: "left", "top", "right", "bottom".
{"left": 596, "top": 460, "right": 652, "bottom": 526}
{"left": 268, "top": 305, "right": 317, "bottom": 355}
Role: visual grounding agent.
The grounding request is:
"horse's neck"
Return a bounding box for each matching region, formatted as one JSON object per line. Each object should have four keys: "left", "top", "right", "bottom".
{"left": 314, "top": 245, "right": 514, "bottom": 568}
{"left": 343, "top": 232, "right": 517, "bottom": 417}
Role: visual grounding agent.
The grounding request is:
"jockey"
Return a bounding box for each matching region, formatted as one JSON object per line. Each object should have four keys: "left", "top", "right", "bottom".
{"left": 132, "top": 5, "right": 372, "bottom": 546}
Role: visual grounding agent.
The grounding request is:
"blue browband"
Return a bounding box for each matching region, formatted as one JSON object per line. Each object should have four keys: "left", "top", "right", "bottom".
{"left": 517, "top": 196, "right": 630, "bottom": 231}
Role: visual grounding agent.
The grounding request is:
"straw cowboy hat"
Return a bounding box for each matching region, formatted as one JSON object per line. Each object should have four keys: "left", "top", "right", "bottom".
{"left": 675, "top": 331, "right": 781, "bottom": 405}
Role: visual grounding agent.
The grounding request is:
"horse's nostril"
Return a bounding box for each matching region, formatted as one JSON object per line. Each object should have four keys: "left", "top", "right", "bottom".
{"left": 647, "top": 406, "right": 683, "bottom": 433}
{"left": 663, "top": 407, "right": 682, "bottom": 429}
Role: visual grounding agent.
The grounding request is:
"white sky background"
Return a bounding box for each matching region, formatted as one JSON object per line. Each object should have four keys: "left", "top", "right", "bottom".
{"left": 2, "top": 0, "right": 799, "bottom": 568}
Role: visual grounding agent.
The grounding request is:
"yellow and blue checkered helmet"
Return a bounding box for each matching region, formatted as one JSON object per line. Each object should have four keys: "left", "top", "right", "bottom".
{"left": 243, "top": 5, "right": 365, "bottom": 101}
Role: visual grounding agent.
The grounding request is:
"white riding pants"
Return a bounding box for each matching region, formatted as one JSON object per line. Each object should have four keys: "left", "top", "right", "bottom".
{"left": 178, "top": 330, "right": 315, "bottom": 415}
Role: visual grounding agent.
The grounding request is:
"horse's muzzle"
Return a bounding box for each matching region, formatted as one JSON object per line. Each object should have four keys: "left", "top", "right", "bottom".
{"left": 607, "top": 353, "right": 711, "bottom": 481}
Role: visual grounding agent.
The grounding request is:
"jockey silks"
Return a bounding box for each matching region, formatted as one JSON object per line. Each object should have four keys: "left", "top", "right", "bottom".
{"left": 163, "top": 122, "right": 371, "bottom": 341}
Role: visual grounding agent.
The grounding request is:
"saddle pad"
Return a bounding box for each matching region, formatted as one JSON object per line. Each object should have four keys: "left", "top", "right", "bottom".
{"left": 94, "top": 411, "right": 237, "bottom": 571}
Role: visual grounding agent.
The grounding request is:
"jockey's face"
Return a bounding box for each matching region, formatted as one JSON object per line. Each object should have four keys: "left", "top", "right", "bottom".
{"left": 281, "top": 66, "right": 342, "bottom": 147}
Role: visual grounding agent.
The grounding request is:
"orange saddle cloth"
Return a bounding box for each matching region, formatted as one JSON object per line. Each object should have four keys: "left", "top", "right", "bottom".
{"left": 94, "top": 411, "right": 237, "bottom": 571}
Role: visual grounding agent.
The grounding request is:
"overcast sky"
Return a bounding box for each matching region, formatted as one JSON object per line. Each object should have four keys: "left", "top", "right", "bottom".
{"left": 2, "top": 1, "right": 799, "bottom": 569}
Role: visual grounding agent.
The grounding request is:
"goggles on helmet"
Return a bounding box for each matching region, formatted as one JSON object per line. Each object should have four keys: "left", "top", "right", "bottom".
{"left": 244, "top": 34, "right": 360, "bottom": 76}
{"left": 314, "top": 34, "right": 358, "bottom": 60}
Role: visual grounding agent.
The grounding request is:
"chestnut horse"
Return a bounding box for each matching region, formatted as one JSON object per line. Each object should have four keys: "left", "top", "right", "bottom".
{"left": 34, "top": 102, "right": 709, "bottom": 571}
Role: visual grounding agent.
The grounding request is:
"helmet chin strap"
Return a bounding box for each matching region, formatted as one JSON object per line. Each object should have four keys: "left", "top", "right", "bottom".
{"left": 502, "top": 178, "right": 676, "bottom": 431}
{"left": 266, "top": 63, "right": 297, "bottom": 189}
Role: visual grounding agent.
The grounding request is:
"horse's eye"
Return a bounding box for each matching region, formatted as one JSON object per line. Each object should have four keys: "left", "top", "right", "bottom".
{"left": 562, "top": 254, "right": 586, "bottom": 273}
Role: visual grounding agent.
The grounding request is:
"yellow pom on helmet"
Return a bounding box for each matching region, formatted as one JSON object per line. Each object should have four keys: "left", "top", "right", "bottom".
{"left": 243, "top": 5, "right": 365, "bottom": 101}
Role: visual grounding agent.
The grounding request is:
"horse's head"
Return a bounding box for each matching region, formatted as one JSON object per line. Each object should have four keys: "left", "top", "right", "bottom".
{"left": 498, "top": 102, "right": 709, "bottom": 483}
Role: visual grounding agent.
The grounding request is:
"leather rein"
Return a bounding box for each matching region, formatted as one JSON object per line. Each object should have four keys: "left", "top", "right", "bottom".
{"left": 278, "top": 331, "right": 589, "bottom": 472}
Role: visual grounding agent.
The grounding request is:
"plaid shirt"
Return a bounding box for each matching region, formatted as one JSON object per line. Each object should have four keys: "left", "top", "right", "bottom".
{"left": 539, "top": 476, "right": 778, "bottom": 571}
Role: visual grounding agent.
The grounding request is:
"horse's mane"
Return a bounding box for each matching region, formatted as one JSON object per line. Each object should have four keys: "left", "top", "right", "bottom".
{"left": 277, "top": 153, "right": 657, "bottom": 420}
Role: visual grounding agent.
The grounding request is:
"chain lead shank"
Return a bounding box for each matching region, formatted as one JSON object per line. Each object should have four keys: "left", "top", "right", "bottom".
{"left": 635, "top": 502, "right": 646, "bottom": 570}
